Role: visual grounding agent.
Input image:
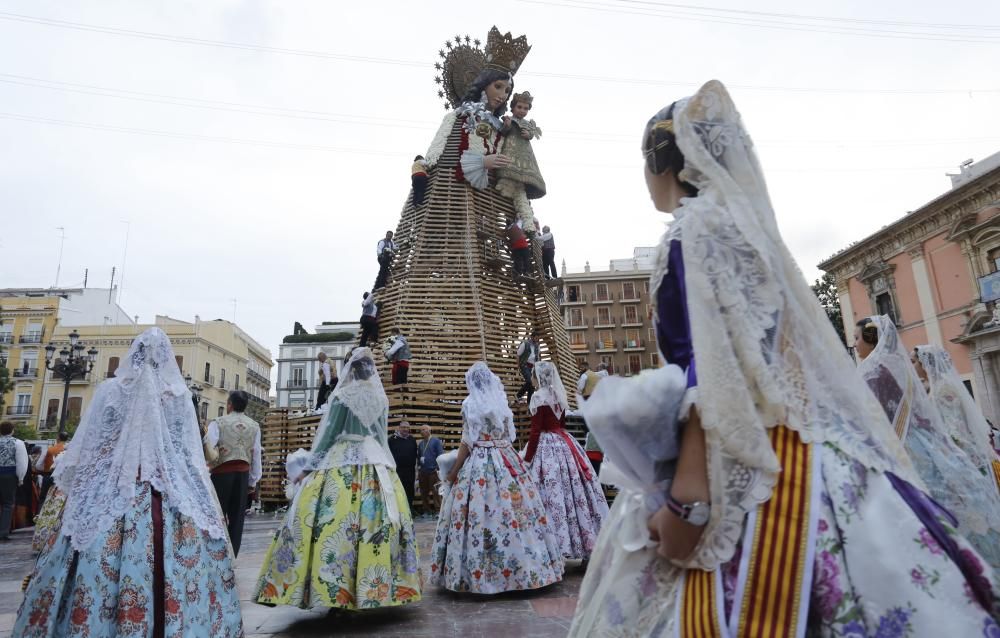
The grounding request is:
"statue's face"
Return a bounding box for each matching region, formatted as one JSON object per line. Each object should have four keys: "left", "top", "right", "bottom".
{"left": 484, "top": 78, "right": 510, "bottom": 110}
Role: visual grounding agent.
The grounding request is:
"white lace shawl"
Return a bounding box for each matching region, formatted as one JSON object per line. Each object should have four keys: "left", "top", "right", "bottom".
{"left": 330, "top": 347, "right": 389, "bottom": 429}
{"left": 424, "top": 111, "right": 457, "bottom": 169}
{"left": 461, "top": 362, "right": 515, "bottom": 447}
{"left": 659, "top": 81, "right": 915, "bottom": 571}
{"left": 529, "top": 361, "right": 569, "bottom": 419}
{"left": 54, "top": 327, "right": 227, "bottom": 552}
{"left": 859, "top": 316, "right": 1000, "bottom": 535}
{"left": 916, "top": 344, "right": 998, "bottom": 470}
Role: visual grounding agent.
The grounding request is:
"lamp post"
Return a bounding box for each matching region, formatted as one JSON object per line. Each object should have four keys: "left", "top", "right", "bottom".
{"left": 44, "top": 330, "right": 98, "bottom": 438}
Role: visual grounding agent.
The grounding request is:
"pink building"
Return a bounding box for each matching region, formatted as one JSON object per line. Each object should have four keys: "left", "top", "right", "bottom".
{"left": 819, "top": 152, "right": 1000, "bottom": 422}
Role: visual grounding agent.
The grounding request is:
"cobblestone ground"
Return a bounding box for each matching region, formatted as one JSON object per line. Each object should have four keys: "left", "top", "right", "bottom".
{"left": 0, "top": 513, "right": 584, "bottom": 637}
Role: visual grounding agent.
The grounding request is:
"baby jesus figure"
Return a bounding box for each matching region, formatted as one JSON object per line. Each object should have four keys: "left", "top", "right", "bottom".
{"left": 496, "top": 91, "right": 546, "bottom": 231}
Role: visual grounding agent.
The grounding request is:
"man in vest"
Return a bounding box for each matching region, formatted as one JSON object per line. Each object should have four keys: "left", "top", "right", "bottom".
{"left": 0, "top": 421, "right": 28, "bottom": 541}
{"left": 515, "top": 330, "right": 541, "bottom": 401}
{"left": 203, "top": 390, "right": 261, "bottom": 556}
{"left": 385, "top": 328, "right": 412, "bottom": 385}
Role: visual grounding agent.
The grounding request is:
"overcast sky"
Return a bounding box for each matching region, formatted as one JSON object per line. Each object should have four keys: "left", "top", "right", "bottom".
{"left": 3, "top": 0, "right": 1000, "bottom": 380}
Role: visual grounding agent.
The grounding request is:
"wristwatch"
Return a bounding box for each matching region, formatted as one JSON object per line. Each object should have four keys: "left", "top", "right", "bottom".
{"left": 666, "top": 493, "right": 711, "bottom": 527}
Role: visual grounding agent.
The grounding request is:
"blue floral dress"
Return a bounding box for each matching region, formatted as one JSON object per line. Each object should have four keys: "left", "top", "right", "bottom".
{"left": 14, "top": 480, "right": 244, "bottom": 638}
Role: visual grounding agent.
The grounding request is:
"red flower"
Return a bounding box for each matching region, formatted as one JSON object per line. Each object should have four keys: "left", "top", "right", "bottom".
{"left": 454, "top": 521, "right": 463, "bottom": 530}
{"left": 539, "top": 516, "right": 547, "bottom": 525}
{"left": 126, "top": 605, "right": 145, "bottom": 623}
{"left": 473, "top": 569, "right": 483, "bottom": 579}
{"left": 165, "top": 596, "right": 180, "bottom": 615}
{"left": 431, "top": 564, "right": 438, "bottom": 572}
{"left": 511, "top": 520, "right": 519, "bottom": 529}
{"left": 71, "top": 606, "right": 89, "bottom": 625}
{"left": 477, "top": 478, "right": 486, "bottom": 487}
{"left": 502, "top": 569, "right": 512, "bottom": 578}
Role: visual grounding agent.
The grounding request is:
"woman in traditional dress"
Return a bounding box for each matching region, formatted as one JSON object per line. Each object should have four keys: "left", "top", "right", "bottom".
{"left": 913, "top": 343, "right": 1000, "bottom": 490}
{"left": 855, "top": 317, "right": 1000, "bottom": 577}
{"left": 524, "top": 361, "right": 608, "bottom": 562}
{"left": 255, "top": 348, "right": 421, "bottom": 610}
{"left": 570, "top": 80, "right": 999, "bottom": 637}
{"left": 430, "top": 361, "right": 563, "bottom": 593}
{"left": 31, "top": 450, "right": 67, "bottom": 554}
{"left": 15, "top": 327, "right": 244, "bottom": 638}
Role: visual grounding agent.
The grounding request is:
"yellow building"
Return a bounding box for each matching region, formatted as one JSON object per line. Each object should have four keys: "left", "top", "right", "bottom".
{"left": 1, "top": 288, "right": 273, "bottom": 434}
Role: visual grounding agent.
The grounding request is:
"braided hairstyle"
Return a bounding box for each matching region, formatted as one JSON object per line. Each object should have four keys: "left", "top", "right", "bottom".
{"left": 642, "top": 102, "right": 698, "bottom": 196}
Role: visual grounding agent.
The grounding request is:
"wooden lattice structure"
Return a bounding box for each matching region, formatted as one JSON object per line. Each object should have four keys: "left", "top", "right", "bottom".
{"left": 373, "top": 116, "right": 578, "bottom": 443}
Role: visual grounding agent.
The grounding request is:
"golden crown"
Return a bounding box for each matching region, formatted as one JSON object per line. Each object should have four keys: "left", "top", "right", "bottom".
{"left": 484, "top": 27, "right": 531, "bottom": 75}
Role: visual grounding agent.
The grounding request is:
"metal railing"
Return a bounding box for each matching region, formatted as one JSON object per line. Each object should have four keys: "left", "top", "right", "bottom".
{"left": 595, "top": 340, "right": 618, "bottom": 351}
{"left": 19, "top": 332, "right": 44, "bottom": 344}
{"left": 13, "top": 368, "right": 38, "bottom": 378}
{"left": 0, "top": 334, "right": 12, "bottom": 344}
{"left": 6, "top": 405, "right": 33, "bottom": 416}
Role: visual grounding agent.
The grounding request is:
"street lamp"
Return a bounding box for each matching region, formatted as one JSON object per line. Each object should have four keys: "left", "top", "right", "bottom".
{"left": 44, "top": 330, "right": 97, "bottom": 438}
{"left": 184, "top": 373, "right": 205, "bottom": 429}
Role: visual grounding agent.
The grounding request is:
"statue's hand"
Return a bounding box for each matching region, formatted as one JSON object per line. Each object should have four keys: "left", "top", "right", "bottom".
{"left": 520, "top": 130, "right": 531, "bottom": 140}
{"left": 484, "top": 154, "right": 512, "bottom": 170}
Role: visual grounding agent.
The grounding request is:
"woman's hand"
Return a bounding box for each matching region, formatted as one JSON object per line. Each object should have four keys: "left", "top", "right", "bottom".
{"left": 446, "top": 470, "right": 459, "bottom": 484}
{"left": 647, "top": 504, "right": 704, "bottom": 561}
{"left": 484, "top": 154, "right": 512, "bottom": 170}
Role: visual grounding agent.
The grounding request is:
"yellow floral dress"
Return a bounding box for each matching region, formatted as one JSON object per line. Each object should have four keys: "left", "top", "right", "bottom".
{"left": 254, "top": 397, "right": 422, "bottom": 609}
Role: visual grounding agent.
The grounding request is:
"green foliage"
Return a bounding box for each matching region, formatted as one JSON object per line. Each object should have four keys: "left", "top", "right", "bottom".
{"left": 13, "top": 422, "right": 36, "bottom": 441}
{"left": 282, "top": 332, "right": 355, "bottom": 344}
{"left": 812, "top": 273, "right": 846, "bottom": 346}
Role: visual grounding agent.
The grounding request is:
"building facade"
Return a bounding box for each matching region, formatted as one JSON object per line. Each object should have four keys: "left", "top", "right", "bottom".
{"left": 275, "top": 322, "right": 359, "bottom": 410}
{"left": 560, "top": 248, "right": 660, "bottom": 377}
{"left": 818, "top": 152, "right": 1000, "bottom": 422}
{"left": 1, "top": 287, "right": 273, "bottom": 433}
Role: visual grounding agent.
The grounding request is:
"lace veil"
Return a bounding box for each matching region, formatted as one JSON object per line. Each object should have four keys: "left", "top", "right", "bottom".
{"left": 529, "top": 361, "right": 569, "bottom": 418}
{"left": 461, "top": 362, "right": 514, "bottom": 446}
{"left": 858, "top": 315, "right": 1000, "bottom": 536}
{"left": 658, "top": 81, "right": 914, "bottom": 570}
{"left": 330, "top": 347, "right": 389, "bottom": 430}
{"left": 54, "top": 327, "right": 227, "bottom": 551}
{"left": 916, "top": 344, "right": 997, "bottom": 469}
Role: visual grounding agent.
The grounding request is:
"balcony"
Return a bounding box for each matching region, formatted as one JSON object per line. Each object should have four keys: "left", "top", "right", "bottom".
{"left": 593, "top": 317, "right": 616, "bottom": 329}
{"left": 621, "top": 292, "right": 642, "bottom": 303}
{"left": 203, "top": 374, "right": 216, "bottom": 386}
{"left": 622, "top": 315, "right": 644, "bottom": 327}
{"left": 624, "top": 338, "right": 646, "bottom": 351}
{"left": 285, "top": 380, "right": 307, "bottom": 390}
{"left": 19, "top": 332, "right": 44, "bottom": 345}
{"left": 562, "top": 291, "right": 587, "bottom": 306}
{"left": 0, "top": 334, "right": 12, "bottom": 344}
{"left": 592, "top": 292, "right": 615, "bottom": 305}
{"left": 565, "top": 319, "right": 588, "bottom": 330}
{"left": 569, "top": 341, "right": 590, "bottom": 352}
{"left": 595, "top": 340, "right": 618, "bottom": 353}
{"left": 6, "top": 405, "right": 33, "bottom": 417}
{"left": 247, "top": 369, "right": 271, "bottom": 387}
{"left": 13, "top": 367, "right": 38, "bottom": 378}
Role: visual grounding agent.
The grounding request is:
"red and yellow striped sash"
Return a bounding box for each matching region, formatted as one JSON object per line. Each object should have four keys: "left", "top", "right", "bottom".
{"left": 678, "top": 426, "right": 819, "bottom": 638}
{"left": 680, "top": 569, "right": 724, "bottom": 637}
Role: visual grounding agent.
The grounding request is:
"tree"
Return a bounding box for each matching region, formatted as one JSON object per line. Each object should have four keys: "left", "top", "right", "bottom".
{"left": 812, "top": 273, "right": 846, "bottom": 346}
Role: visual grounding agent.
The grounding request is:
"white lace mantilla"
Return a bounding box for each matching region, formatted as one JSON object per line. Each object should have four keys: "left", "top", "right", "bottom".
{"left": 462, "top": 362, "right": 515, "bottom": 447}
{"left": 54, "top": 328, "right": 227, "bottom": 552}
{"left": 653, "top": 81, "right": 915, "bottom": 570}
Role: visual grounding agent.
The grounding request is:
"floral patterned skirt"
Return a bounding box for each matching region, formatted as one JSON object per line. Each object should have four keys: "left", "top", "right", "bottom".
{"left": 526, "top": 431, "right": 609, "bottom": 560}
{"left": 569, "top": 442, "right": 1000, "bottom": 637}
{"left": 31, "top": 485, "right": 66, "bottom": 554}
{"left": 254, "top": 463, "right": 422, "bottom": 610}
{"left": 14, "top": 481, "right": 243, "bottom": 638}
{"left": 430, "top": 441, "right": 564, "bottom": 593}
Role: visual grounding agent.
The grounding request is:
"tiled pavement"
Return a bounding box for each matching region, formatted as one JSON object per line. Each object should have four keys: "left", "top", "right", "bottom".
{"left": 0, "top": 513, "right": 584, "bottom": 637}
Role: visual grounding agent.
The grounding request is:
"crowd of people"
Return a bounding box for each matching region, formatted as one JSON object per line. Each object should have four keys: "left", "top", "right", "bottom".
{"left": 7, "top": 71, "right": 1000, "bottom": 637}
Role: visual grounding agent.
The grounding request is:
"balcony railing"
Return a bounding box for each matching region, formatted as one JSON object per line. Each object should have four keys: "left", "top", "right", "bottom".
{"left": 593, "top": 317, "right": 616, "bottom": 329}
{"left": 565, "top": 319, "right": 588, "bottom": 329}
{"left": 563, "top": 291, "right": 587, "bottom": 305}
{"left": 13, "top": 367, "right": 38, "bottom": 378}
{"left": 19, "top": 332, "right": 44, "bottom": 344}
{"left": 624, "top": 338, "right": 646, "bottom": 351}
{"left": 203, "top": 374, "right": 216, "bottom": 386}
{"left": 6, "top": 405, "right": 33, "bottom": 416}
{"left": 595, "top": 340, "right": 618, "bottom": 352}
{"left": 569, "top": 342, "right": 590, "bottom": 351}
{"left": 0, "top": 334, "right": 12, "bottom": 344}
{"left": 593, "top": 292, "right": 614, "bottom": 304}
{"left": 286, "top": 380, "right": 307, "bottom": 389}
